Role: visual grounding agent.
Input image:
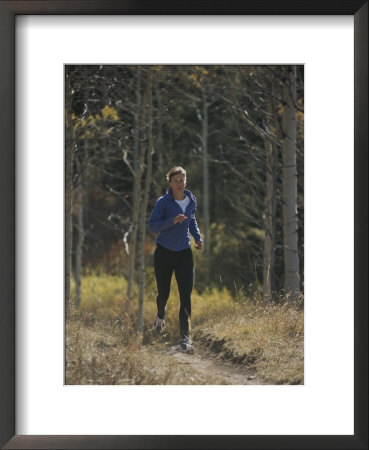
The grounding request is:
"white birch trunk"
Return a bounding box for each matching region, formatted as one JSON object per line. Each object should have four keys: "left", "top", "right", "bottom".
{"left": 65, "top": 73, "right": 74, "bottom": 307}
{"left": 201, "top": 86, "right": 211, "bottom": 271}
{"left": 137, "top": 69, "right": 153, "bottom": 335}
{"left": 126, "top": 67, "right": 142, "bottom": 303}
{"left": 74, "top": 155, "right": 85, "bottom": 309}
{"left": 154, "top": 77, "right": 164, "bottom": 173}
{"left": 262, "top": 93, "right": 277, "bottom": 302}
{"left": 282, "top": 67, "right": 300, "bottom": 298}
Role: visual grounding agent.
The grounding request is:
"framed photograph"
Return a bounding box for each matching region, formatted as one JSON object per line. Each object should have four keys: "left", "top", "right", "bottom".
{"left": 1, "top": 1, "right": 367, "bottom": 449}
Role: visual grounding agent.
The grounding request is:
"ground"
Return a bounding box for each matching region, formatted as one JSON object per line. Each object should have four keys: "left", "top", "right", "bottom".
{"left": 66, "top": 302, "right": 304, "bottom": 386}
{"left": 160, "top": 343, "right": 263, "bottom": 385}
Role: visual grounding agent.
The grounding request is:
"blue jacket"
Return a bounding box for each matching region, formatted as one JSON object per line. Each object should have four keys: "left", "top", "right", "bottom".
{"left": 148, "top": 188, "right": 202, "bottom": 251}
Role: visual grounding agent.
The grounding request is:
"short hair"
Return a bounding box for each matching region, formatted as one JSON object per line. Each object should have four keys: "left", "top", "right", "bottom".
{"left": 166, "top": 166, "right": 186, "bottom": 182}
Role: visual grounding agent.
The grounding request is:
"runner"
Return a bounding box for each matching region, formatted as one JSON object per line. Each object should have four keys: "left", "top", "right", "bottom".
{"left": 148, "top": 166, "right": 203, "bottom": 352}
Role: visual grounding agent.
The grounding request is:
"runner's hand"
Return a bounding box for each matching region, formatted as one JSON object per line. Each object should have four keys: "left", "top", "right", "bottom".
{"left": 195, "top": 241, "right": 203, "bottom": 250}
{"left": 174, "top": 214, "right": 187, "bottom": 224}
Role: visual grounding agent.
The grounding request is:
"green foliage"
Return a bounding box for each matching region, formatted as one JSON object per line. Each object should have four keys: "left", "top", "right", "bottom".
{"left": 192, "top": 222, "right": 264, "bottom": 293}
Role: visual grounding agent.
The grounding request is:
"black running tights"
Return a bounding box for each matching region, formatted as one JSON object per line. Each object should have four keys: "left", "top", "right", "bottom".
{"left": 153, "top": 244, "right": 194, "bottom": 338}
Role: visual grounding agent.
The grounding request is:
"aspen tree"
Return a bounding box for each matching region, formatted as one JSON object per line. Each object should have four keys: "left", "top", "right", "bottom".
{"left": 65, "top": 67, "right": 75, "bottom": 307}
{"left": 125, "top": 67, "right": 143, "bottom": 305}
{"left": 137, "top": 68, "right": 153, "bottom": 334}
{"left": 282, "top": 67, "right": 300, "bottom": 298}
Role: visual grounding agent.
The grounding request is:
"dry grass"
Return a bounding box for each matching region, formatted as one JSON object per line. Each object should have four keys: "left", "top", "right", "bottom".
{"left": 194, "top": 299, "right": 304, "bottom": 384}
{"left": 65, "top": 314, "right": 230, "bottom": 385}
{"left": 67, "top": 275, "right": 304, "bottom": 385}
{"left": 71, "top": 274, "right": 232, "bottom": 341}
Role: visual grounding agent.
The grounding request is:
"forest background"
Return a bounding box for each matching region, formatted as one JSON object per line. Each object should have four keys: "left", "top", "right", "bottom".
{"left": 65, "top": 65, "right": 304, "bottom": 385}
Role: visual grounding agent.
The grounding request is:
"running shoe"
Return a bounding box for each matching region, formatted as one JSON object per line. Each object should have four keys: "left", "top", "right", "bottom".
{"left": 180, "top": 335, "right": 193, "bottom": 352}
{"left": 152, "top": 316, "right": 165, "bottom": 333}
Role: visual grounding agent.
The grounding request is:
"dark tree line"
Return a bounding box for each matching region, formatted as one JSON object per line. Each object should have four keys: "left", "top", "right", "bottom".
{"left": 65, "top": 65, "right": 304, "bottom": 319}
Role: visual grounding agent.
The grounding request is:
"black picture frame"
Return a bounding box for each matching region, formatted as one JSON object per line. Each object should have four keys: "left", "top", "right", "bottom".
{"left": 0, "top": 1, "right": 367, "bottom": 449}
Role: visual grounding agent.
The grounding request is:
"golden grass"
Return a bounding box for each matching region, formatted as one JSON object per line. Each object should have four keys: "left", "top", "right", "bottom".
{"left": 65, "top": 316, "right": 230, "bottom": 385}
{"left": 67, "top": 275, "right": 304, "bottom": 385}
{"left": 195, "top": 300, "right": 304, "bottom": 384}
{"left": 70, "top": 274, "right": 233, "bottom": 340}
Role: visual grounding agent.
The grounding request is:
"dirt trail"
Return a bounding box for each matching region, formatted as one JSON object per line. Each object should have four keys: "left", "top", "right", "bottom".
{"left": 159, "top": 343, "right": 264, "bottom": 385}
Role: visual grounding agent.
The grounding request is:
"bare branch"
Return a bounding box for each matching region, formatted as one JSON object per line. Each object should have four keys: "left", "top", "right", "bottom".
{"left": 122, "top": 149, "right": 135, "bottom": 177}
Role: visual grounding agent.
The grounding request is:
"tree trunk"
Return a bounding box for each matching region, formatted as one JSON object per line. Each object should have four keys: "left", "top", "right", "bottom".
{"left": 126, "top": 67, "right": 142, "bottom": 304}
{"left": 282, "top": 67, "right": 300, "bottom": 299}
{"left": 262, "top": 92, "right": 277, "bottom": 302}
{"left": 154, "top": 76, "right": 165, "bottom": 173}
{"left": 74, "top": 155, "right": 85, "bottom": 309}
{"left": 137, "top": 69, "right": 153, "bottom": 335}
{"left": 74, "top": 66, "right": 89, "bottom": 309}
{"left": 65, "top": 71, "right": 74, "bottom": 308}
{"left": 201, "top": 86, "right": 211, "bottom": 276}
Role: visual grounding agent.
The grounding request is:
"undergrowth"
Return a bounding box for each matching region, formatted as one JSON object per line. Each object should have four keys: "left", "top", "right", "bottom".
{"left": 66, "top": 274, "right": 304, "bottom": 385}
{"left": 195, "top": 297, "right": 304, "bottom": 384}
